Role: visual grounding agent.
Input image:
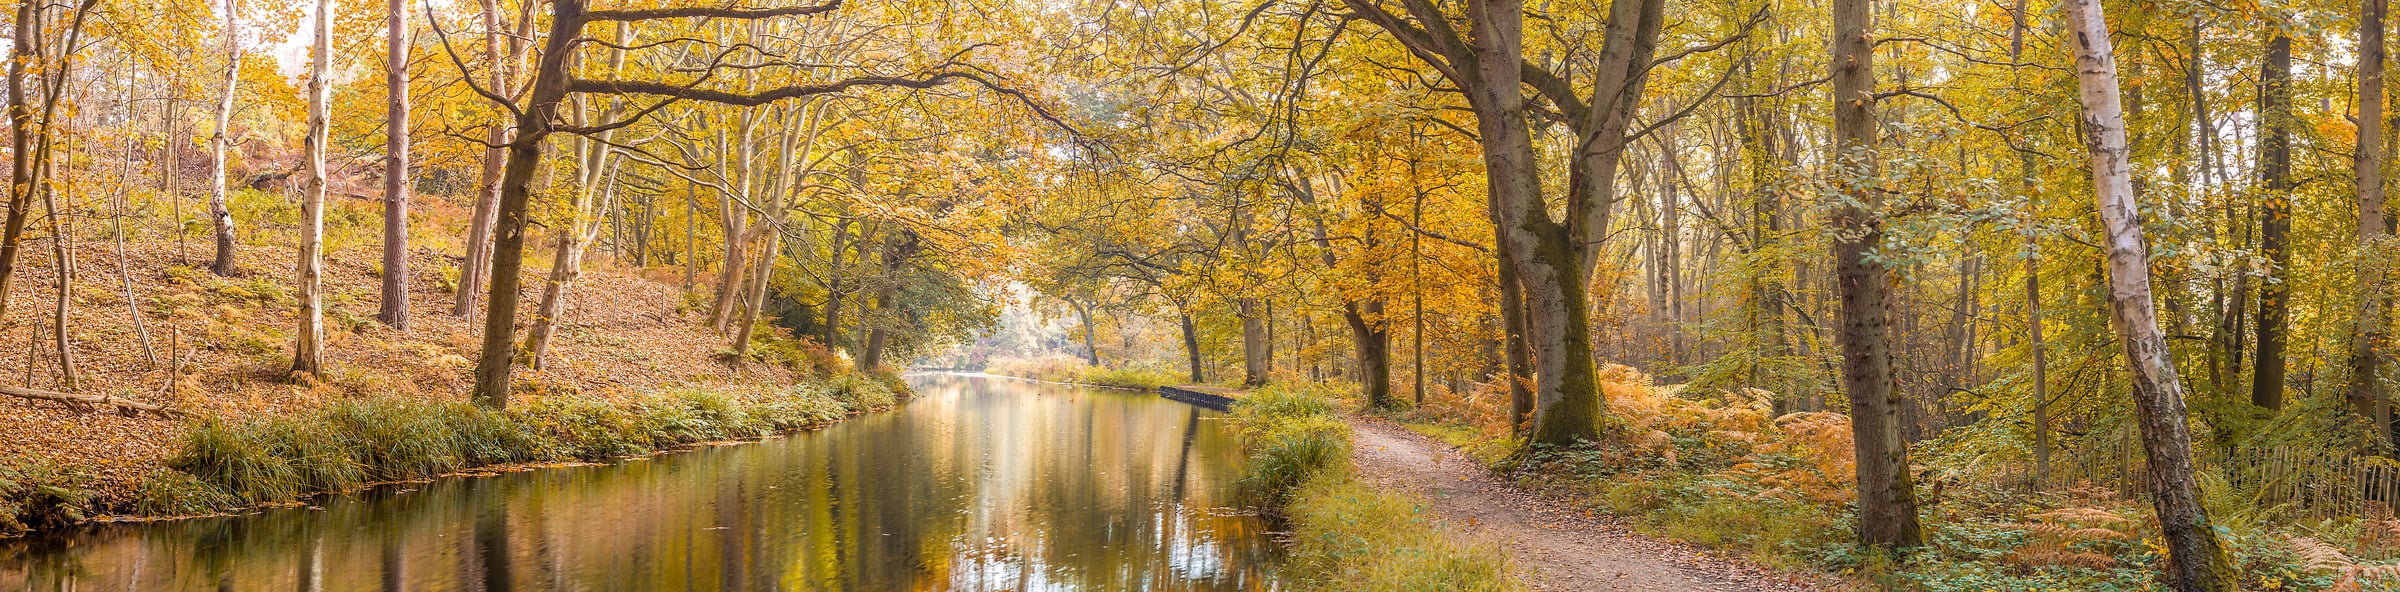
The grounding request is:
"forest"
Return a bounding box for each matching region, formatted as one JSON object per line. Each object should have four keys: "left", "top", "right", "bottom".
{"left": 0, "top": 0, "right": 2389, "bottom": 588}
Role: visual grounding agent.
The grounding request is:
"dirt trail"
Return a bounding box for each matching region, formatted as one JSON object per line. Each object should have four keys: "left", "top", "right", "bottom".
{"left": 1345, "top": 418, "right": 1822, "bottom": 592}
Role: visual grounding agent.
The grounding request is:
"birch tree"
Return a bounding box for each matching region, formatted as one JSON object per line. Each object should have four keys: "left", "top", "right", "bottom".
{"left": 2059, "top": 0, "right": 2238, "bottom": 587}
{"left": 291, "top": 0, "right": 333, "bottom": 375}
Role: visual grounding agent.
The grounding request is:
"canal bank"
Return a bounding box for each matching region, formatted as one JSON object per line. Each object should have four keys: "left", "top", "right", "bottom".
{"left": 1, "top": 371, "right": 909, "bottom": 539}
{"left": 3, "top": 374, "right": 1281, "bottom": 591}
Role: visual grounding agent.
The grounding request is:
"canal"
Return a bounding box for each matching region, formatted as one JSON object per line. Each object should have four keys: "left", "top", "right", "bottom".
{"left": 1, "top": 373, "right": 1278, "bottom": 591}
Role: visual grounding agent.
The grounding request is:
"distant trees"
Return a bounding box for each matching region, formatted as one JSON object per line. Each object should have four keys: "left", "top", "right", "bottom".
{"left": 440, "top": 0, "right": 1060, "bottom": 407}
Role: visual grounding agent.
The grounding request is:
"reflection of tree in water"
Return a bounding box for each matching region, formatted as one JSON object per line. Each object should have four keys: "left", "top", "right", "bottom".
{"left": 1, "top": 375, "right": 1276, "bottom": 591}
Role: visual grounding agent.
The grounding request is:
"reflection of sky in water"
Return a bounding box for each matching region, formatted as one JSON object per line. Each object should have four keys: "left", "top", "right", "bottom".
{"left": 1, "top": 374, "right": 1280, "bottom": 591}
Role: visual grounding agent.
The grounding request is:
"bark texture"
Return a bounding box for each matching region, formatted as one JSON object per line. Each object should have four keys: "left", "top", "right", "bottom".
{"left": 2353, "top": 0, "right": 2392, "bottom": 442}
{"left": 379, "top": 0, "right": 411, "bottom": 330}
{"left": 1830, "top": 0, "right": 1922, "bottom": 548}
{"left": 292, "top": 0, "right": 334, "bottom": 375}
{"left": 2254, "top": 33, "right": 2294, "bottom": 410}
{"left": 2059, "top": 0, "right": 2240, "bottom": 587}
{"left": 206, "top": 0, "right": 241, "bottom": 277}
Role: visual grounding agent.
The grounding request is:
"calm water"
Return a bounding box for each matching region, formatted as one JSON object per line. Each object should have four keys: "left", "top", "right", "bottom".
{"left": 0, "top": 373, "right": 1279, "bottom": 591}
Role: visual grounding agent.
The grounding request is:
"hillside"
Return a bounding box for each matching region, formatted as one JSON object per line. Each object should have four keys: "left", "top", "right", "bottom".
{"left": 1, "top": 223, "right": 796, "bottom": 506}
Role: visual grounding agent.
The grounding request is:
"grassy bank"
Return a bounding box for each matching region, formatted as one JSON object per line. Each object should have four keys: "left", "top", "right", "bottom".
{"left": 981, "top": 355, "right": 1182, "bottom": 391}
{"left": 0, "top": 372, "right": 907, "bottom": 537}
{"left": 1226, "top": 385, "right": 1519, "bottom": 592}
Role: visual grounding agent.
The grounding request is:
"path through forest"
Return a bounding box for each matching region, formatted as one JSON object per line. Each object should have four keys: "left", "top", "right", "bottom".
{"left": 1345, "top": 418, "right": 1823, "bottom": 592}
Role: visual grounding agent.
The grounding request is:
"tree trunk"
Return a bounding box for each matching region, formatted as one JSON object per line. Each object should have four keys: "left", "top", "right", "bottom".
{"left": 821, "top": 219, "right": 849, "bottom": 346}
{"left": 1498, "top": 242, "right": 1535, "bottom": 432}
{"left": 455, "top": 0, "right": 518, "bottom": 318}
{"left": 2254, "top": 33, "right": 2295, "bottom": 411}
{"left": 730, "top": 230, "right": 781, "bottom": 356}
{"left": 165, "top": 94, "right": 183, "bottom": 264}
{"left": 1240, "top": 298, "right": 1269, "bottom": 387}
{"left": 2354, "top": 0, "right": 2393, "bottom": 444}
{"left": 41, "top": 149, "right": 75, "bottom": 390}
{"left": 1466, "top": 0, "right": 1606, "bottom": 446}
{"left": 112, "top": 70, "right": 157, "bottom": 367}
{"left": 2059, "top": 1, "right": 2240, "bottom": 587}
{"left": 1073, "top": 298, "right": 1100, "bottom": 365}
{"left": 378, "top": 0, "right": 411, "bottom": 330}
{"left": 292, "top": 0, "right": 333, "bottom": 375}
{"left": 0, "top": 0, "right": 34, "bottom": 321}
{"left": 523, "top": 152, "right": 619, "bottom": 369}
{"left": 1180, "top": 309, "right": 1203, "bottom": 383}
{"left": 1345, "top": 301, "right": 1393, "bottom": 405}
{"left": 525, "top": 35, "right": 630, "bottom": 369}
{"left": 1832, "top": 0, "right": 1923, "bottom": 549}
{"left": 855, "top": 232, "right": 910, "bottom": 372}
{"left": 206, "top": 0, "right": 240, "bottom": 277}
{"left": 2022, "top": 155, "right": 2052, "bottom": 483}
{"left": 1412, "top": 184, "right": 1427, "bottom": 405}
{"left": 471, "top": 0, "right": 583, "bottom": 408}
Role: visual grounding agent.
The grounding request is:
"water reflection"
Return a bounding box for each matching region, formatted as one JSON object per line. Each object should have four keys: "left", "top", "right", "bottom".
{"left": 1, "top": 373, "right": 1279, "bottom": 591}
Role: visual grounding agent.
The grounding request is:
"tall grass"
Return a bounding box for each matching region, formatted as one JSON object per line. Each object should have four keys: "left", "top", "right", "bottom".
{"left": 1228, "top": 385, "right": 1520, "bottom": 591}
{"left": 142, "top": 374, "right": 905, "bottom": 519}
{"left": 1280, "top": 474, "right": 1519, "bottom": 592}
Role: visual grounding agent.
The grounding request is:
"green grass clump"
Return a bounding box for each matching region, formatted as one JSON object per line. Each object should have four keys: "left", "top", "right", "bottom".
{"left": 169, "top": 418, "right": 305, "bottom": 503}
{"left": 512, "top": 395, "right": 655, "bottom": 460}
{"left": 1281, "top": 473, "right": 1519, "bottom": 591}
{"left": 129, "top": 468, "right": 239, "bottom": 517}
{"left": 1230, "top": 386, "right": 1353, "bottom": 504}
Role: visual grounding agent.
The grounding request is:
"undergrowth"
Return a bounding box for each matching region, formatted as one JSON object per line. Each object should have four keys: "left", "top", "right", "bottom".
{"left": 1228, "top": 385, "right": 1519, "bottom": 591}
{"left": 0, "top": 373, "right": 909, "bottom": 537}
{"left": 1378, "top": 365, "right": 2394, "bottom": 591}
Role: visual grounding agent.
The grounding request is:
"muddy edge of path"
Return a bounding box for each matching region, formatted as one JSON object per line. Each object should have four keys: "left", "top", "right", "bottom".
{"left": 1343, "top": 417, "right": 1836, "bottom": 592}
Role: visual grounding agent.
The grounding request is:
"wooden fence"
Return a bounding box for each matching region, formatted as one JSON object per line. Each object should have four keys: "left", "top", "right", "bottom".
{"left": 1979, "top": 438, "right": 2400, "bottom": 521}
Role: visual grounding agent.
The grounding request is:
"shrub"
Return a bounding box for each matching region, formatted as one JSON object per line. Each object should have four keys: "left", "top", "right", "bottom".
{"left": 828, "top": 372, "right": 902, "bottom": 410}
{"left": 753, "top": 334, "right": 846, "bottom": 378}
{"left": 1230, "top": 384, "right": 1517, "bottom": 591}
